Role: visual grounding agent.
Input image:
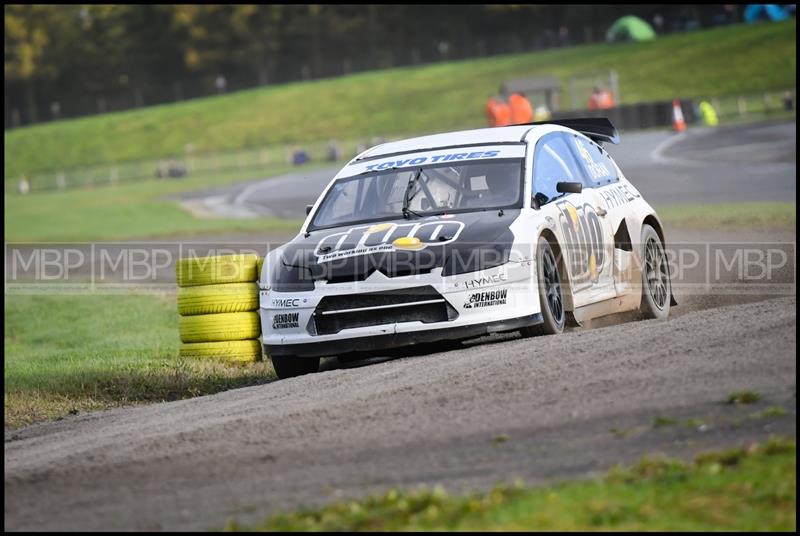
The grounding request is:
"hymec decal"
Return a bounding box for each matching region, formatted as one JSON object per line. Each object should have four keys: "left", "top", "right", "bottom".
{"left": 555, "top": 200, "right": 605, "bottom": 284}
{"left": 463, "top": 289, "right": 508, "bottom": 309}
{"left": 459, "top": 272, "right": 508, "bottom": 290}
{"left": 363, "top": 150, "right": 500, "bottom": 171}
{"left": 597, "top": 183, "right": 641, "bottom": 210}
{"left": 270, "top": 297, "right": 307, "bottom": 308}
{"left": 315, "top": 220, "right": 465, "bottom": 261}
{"left": 272, "top": 312, "right": 300, "bottom": 329}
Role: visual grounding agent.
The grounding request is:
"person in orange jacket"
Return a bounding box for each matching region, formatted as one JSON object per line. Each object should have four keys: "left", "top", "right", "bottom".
{"left": 588, "top": 86, "right": 615, "bottom": 110}
{"left": 494, "top": 98, "right": 512, "bottom": 126}
{"left": 509, "top": 92, "right": 534, "bottom": 124}
{"left": 485, "top": 94, "right": 512, "bottom": 127}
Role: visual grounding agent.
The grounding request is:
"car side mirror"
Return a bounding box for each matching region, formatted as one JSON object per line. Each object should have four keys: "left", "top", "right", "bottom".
{"left": 305, "top": 204, "right": 313, "bottom": 215}
{"left": 556, "top": 181, "right": 582, "bottom": 194}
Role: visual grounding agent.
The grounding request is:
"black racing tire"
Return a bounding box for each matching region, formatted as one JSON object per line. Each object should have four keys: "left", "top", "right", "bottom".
{"left": 521, "top": 236, "right": 566, "bottom": 337}
{"left": 639, "top": 224, "right": 671, "bottom": 320}
{"left": 271, "top": 355, "right": 320, "bottom": 379}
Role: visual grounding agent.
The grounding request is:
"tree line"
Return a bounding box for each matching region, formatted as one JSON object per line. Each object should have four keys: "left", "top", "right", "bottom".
{"left": 5, "top": 4, "right": 743, "bottom": 128}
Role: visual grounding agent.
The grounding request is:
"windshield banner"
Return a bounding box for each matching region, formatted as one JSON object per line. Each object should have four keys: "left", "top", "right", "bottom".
{"left": 342, "top": 144, "right": 526, "bottom": 177}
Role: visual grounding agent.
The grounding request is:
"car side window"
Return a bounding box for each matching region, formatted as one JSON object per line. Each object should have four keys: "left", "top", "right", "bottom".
{"left": 532, "top": 133, "right": 585, "bottom": 205}
{"left": 569, "top": 134, "right": 619, "bottom": 188}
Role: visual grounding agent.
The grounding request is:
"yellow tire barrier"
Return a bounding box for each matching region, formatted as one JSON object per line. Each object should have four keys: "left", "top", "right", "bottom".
{"left": 257, "top": 256, "right": 264, "bottom": 279}
{"left": 179, "top": 312, "right": 261, "bottom": 343}
{"left": 176, "top": 254, "right": 260, "bottom": 287}
{"left": 177, "top": 282, "right": 259, "bottom": 316}
{"left": 179, "top": 340, "right": 262, "bottom": 363}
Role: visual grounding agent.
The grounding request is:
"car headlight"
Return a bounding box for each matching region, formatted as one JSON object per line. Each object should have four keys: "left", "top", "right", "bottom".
{"left": 271, "top": 261, "right": 315, "bottom": 292}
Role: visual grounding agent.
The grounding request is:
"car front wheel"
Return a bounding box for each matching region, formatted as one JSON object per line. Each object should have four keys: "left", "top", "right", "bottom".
{"left": 521, "top": 237, "right": 565, "bottom": 337}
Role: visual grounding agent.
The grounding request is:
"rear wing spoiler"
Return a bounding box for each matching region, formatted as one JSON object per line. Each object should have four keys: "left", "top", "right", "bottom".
{"left": 524, "top": 117, "right": 620, "bottom": 145}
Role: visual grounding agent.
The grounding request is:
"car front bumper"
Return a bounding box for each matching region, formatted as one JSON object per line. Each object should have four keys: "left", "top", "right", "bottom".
{"left": 260, "top": 262, "right": 541, "bottom": 358}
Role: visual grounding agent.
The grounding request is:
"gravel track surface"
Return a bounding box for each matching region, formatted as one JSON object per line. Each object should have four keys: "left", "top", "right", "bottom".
{"left": 5, "top": 296, "right": 796, "bottom": 531}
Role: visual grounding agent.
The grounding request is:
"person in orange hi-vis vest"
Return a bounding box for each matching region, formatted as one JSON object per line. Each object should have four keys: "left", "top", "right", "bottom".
{"left": 486, "top": 94, "right": 512, "bottom": 127}
{"left": 485, "top": 95, "right": 501, "bottom": 126}
{"left": 588, "top": 86, "right": 615, "bottom": 110}
{"left": 495, "top": 99, "right": 512, "bottom": 126}
{"left": 509, "top": 92, "right": 534, "bottom": 125}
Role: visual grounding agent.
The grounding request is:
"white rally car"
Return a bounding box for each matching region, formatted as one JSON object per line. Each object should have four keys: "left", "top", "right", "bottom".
{"left": 260, "top": 119, "right": 675, "bottom": 378}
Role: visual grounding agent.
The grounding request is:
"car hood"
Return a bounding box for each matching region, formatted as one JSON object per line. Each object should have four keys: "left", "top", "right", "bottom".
{"left": 280, "top": 210, "right": 520, "bottom": 282}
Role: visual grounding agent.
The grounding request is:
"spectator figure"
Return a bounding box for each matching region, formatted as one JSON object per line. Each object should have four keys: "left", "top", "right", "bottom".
{"left": 494, "top": 97, "right": 512, "bottom": 127}
{"left": 534, "top": 105, "right": 551, "bottom": 121}
{"left": 587, "top": 86, "right": 615, "bottom": 110}
{"left": 509, "top": 92, "right": 534, "bottom": 125}
{"left": 558, "top": 25, "right": 570, "bottom": 47}
{"left": 18, "top": 176, "right": 30, "bottom": 195}
{"left": 215, "top": 75, "right": 227, "bottom": 94}
{"left": 486, "top": 95, "right": 512, "bottom": 127}
{"left": 783, "top": 90, "right": 794, "bottom": 112}
{"left": 652, "top": 13, "right": 664, "bottom": 33}
{"left": 292, "top": 147, "right": 310, "bottom": 166}
{"left": 327, "top": 140, "right": 343, "bottom": 162}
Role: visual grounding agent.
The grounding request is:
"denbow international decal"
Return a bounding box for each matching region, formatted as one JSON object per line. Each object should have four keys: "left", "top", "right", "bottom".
{"left": 463, "top": 289, "right": 508, "bottom": 309}
{"left": 272, "top": 312, "right": 300, "bottom": 329}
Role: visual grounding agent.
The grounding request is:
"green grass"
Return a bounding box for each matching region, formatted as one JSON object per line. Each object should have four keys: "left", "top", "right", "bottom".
{"left": 653, "top": 416, "right": 677, "bottom": 428}
{"left": 5, "top": 20, "right": 796, "bottom": 178}
{"left": 225, "top": 437, "right": 796, "bottom": 531}
{"left": 658, "top": 202, "right": 796, "bottom": 231}
{"left": 4, "top": 293, "right": 275, "bottom": 428}
{"left": 727, "top": 390, "right": 763, "bottom": 405}
{"left": 4, "top": 166, "right": 308, "bottom": 242}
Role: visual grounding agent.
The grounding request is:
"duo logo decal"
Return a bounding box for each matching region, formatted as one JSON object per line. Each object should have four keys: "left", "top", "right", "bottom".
{"left": 555, "top": 200, "right": 605, "bottom": 284}
{"left": 314, "top": 220, "right": 465, "bottom": 262}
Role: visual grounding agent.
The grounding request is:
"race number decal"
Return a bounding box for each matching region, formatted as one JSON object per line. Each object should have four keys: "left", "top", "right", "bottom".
{"left": 555, "top": 200, "right": 605, "bottom": 284}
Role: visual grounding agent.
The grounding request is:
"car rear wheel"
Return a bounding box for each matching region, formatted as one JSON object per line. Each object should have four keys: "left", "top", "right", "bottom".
{"left": 521, "top": 237, "right": 565, "bottom": 337}
{"left": 270, "top": 355, "right": 320, "bottom": 379}
{"left": 639, "top": 224, "right": 671, "bottom": 320}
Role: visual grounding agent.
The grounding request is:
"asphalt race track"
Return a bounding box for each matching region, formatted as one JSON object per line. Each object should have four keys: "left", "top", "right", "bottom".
{"left": 4, "top": 119, "right": 797, "bottom": 531}
{"left": 177, "top": 119, "right": 796, "bottom": 219}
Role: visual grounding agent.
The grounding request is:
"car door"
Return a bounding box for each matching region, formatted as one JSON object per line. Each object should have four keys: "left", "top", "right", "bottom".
{"left": 564, "top": 133, "right": 619, "bottom": 301}
{"left": 531, "top": 133, "right": 616, "bottom": 307}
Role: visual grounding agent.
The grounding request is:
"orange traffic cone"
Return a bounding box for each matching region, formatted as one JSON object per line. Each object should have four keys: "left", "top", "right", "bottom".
{"left": 672, "top": 100, "right": 686, "bottom": 133}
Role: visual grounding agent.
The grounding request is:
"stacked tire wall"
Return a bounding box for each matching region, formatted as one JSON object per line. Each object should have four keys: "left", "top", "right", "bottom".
{"left": 176, "top": 254, "right": 264, "bottom": 363}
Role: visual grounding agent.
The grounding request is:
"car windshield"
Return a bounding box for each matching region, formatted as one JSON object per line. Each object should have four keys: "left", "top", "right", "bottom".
{"left": 309, "top": 159, "right": 523, "bottom": 230}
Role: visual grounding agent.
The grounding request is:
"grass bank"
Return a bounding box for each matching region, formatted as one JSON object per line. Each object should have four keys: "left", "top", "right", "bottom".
{"left": 4, "top": 293, "right": 275, "bottom": 428}
{"left": 5, "top": 20, "right": 795, "bottom": 178}
{"left": 227, "top": 437, "right": 796, "bottom": 531}
{"left": 4, "top": 165, "right": 309, "bottom": 242}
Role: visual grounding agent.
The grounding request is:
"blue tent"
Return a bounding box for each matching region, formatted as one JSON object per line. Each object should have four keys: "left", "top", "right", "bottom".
{"left": 744, "top": 4, "right": 790, "bottom": 23}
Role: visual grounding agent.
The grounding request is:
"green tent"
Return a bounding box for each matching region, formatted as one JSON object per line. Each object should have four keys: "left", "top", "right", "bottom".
{"left": 606, "top": 16, "right": 657, "bottom": 43}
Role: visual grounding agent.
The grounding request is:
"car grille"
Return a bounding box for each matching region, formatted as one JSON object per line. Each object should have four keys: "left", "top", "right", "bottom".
{"left": 312, "top": 286, "right": 457, "bottom": 335}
